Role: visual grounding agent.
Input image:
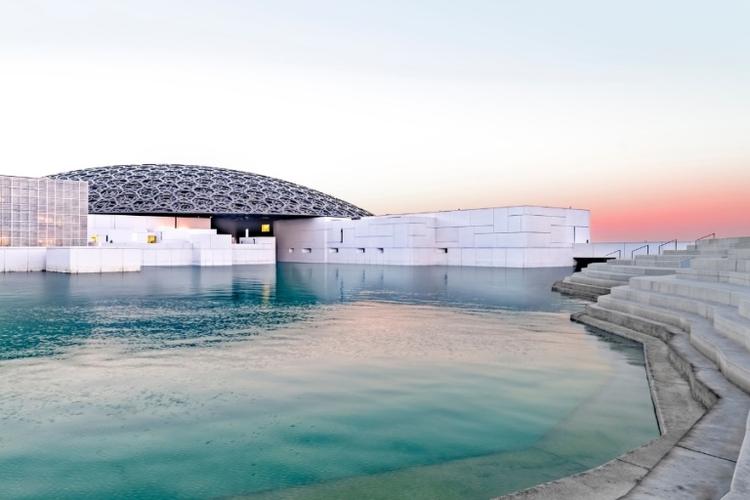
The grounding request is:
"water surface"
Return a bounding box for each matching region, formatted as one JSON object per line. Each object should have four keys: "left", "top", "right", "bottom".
{"left": 0, "top": 265, "right": 658, "bottom": 499}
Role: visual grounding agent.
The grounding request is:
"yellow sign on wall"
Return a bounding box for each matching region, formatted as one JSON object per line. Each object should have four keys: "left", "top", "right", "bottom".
{"left": 261, "top": 224, "right": 271, "bottom": 233}
{"left": 147, "top": 234, "right": 157, "bottom": 244}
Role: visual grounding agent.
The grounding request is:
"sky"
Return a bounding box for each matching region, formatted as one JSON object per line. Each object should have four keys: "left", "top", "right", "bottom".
{"left": 1, "top": 0, "right": 748, "bottom": 241}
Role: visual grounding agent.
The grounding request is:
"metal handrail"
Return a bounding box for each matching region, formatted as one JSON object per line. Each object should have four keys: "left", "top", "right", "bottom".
{"left": 658, "top": 239, "right": 678, "bottom": 255}
{"left": 605, "top": 249, "right": 622, "bottom": 259}
{"left": 695, "top": 232, "right": 716, "bottom": 245}
{"left": 631, "top": 244, "right": 650, "bottom": 259}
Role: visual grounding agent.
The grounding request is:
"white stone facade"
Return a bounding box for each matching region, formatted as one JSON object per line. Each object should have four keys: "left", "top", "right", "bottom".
{"left": 274, "top": 206, "right": 590, "bottom": 268}
{"left": 0, "top": 240, "right": 275, "bottom": 273}
{"left": 46, "top": 247, "right": 142, "bottom": 273}
{"left": 0, "top": 207, "right": 592, "bottom": 271}
{"left": 0, "top": 247, "right": 47, "bottom": 272}
{"left": 0, "top": 214, "right": 276, "bottom": 273}
{"left": 233, "top": 238, "right": 276, "bottom": 265}
{"left": 89, "top": 214, "right": 276, "bottom": 268}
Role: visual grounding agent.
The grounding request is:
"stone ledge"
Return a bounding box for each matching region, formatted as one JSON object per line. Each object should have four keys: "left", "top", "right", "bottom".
{"left": 551, "top": 279, "right": 605, "bottom": 302}
{"left": 498, "top": 310, "right": 750, "bottom": 500}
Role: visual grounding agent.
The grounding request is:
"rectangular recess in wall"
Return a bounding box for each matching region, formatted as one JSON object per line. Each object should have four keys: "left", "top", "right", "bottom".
{"left": 301, "top": 248, "right": 312, "bottom": 254}
{"left": 328, "top": 248, "right": 339, "bottom": 253}
{"left": 288, "top": 248, "right": 294, "bottom": 253}
{"left": 438, "top": 248, "right": 448, "bottom": 253}
{"left": 357, "top": 248, "right": 365, "bottom": 253}
{"left": 376, "top": 248, "right": 384, "bottom": 253}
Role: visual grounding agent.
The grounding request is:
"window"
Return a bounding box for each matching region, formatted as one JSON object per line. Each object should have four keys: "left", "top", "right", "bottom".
{"left": 301, "top": 248, "right": 312, "bottom": 254}
{"left": 328, "top": 248, "right": 339, "bottom": 253}
{"left": 438, "top": 248, "right": 448, "bottom": 254}
{"left": 261, "top": 223, "right": 271, "bottom": 233}
{"left": 357, "top": 248, "right": 365, "bottom": 253}
{"left": 376, "top": 248, "right": 384, "bottom": 254}
{"left": 288, "top": 248, "right": 294, "bottom": 253}
{"left": 340, "top": 228, "right": 344, "bottom": 243}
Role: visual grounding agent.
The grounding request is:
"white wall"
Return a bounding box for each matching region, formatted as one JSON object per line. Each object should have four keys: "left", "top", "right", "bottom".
{"left": 275, "top": 206, "right": 590, "bottom": 268}
{"left": 233, "top": 237, "right": 275, "bottom": 265}
{"left": 46, "top": 247, "right": 142, "bottom": 273}
{"left": 88, "top": 214, "right": 210, "bottom": 231}
{"left": 0, "top": 247, "right": 47, "bottom": 272}
{"left": 87, "top": 214, "right": 275, "bottom": 268}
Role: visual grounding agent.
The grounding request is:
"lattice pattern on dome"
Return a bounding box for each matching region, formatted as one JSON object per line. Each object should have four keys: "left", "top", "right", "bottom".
{"left": 48, "top": 164, "right": 371, "bottom": 217}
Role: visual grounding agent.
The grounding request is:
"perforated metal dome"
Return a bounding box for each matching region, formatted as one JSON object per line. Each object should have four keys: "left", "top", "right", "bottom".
{"left": 49, "top": 164, "right": 371, "bottom": 217}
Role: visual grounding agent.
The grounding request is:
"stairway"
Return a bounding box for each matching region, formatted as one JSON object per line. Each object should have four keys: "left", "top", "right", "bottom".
{"left": 552, "top": 241, "right": 743, "bottom": 300}
{"left": 571, "top": 237, "right": 750, "bottom": 499}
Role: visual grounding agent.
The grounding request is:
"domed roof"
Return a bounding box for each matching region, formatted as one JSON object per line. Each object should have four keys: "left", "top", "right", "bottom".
{"left": 48, "top": 164, "right": 371, "bottom": 218}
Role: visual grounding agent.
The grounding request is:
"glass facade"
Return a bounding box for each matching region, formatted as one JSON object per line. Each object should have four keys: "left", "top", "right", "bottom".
{"left": 0, "top": 175, "right": 88, "bottom": 247}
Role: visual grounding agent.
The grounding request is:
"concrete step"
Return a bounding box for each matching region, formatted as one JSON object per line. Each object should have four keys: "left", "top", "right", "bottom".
{"left": 694, "top": 250, "right": 734, "bottom": 258}
{"left": 551, "top": 279, "right": 610, "bottom": 300}
{"left": 713, "top": 308, "right": 750, "bottom": 351}
{"left": 580, "top": 269, "right": 632, "bottom": 282}
{"left": 663, "top": 248, "right": 729, "bottom": 257}
{"left": 741, "top": 299, "right": 750, "bottom": 321}
{"left": 567, "top": 273, "right": 624, "bottom": 288}
{"left": 730, "top": 248, "right": 750, "bottom": 259}
{"left": 597, "top": 295, "right": 690, "bottom": 332}
{"left": 688, "top": 317, "right": 750, "bottom": 394}
{"left": 691, "top": 257, "right": 750, "bottom": 273}
{"left": 630, "top": 275, "right": 750, "bottom": 308}
{"left": 691, "top": 258, "right": 734, "bottom": 272}
{"left": 585, "top": 302, "right": 679, "bottom": 342}
{"left": 588, "top": 262, "right": 677, "bottom": 276}
{"left": 726, "top": 423, "right": 750, "bottom": 499}
{"left": 662, "top": 249, "right": 699, "bottom": 256}
{"left": 676, "top": 268, "right": 750, "bottom": 287}
{"left": 591, "top": 294, "right": 750, "bottom": 394}
{"left": 587, "top": 262, "right": 641, "bottom": 274}
{"left": 607, "top": 259, "right": 635, "bottom": 266}
{"left": 726, "top": 272, "right": 750, "bottom": 287}
{"left": 698, "top": 236, "right": 750, "bottom": 249}
{"left": 634, "top": 255, "right": 692, "bottom": 268}
{"left": 610, "top": 286, "right": 716, "bottom": 321}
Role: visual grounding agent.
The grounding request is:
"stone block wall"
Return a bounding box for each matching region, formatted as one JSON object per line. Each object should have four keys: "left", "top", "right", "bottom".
{"left": 275, "top": 206, "right": 589, "bottom": 268}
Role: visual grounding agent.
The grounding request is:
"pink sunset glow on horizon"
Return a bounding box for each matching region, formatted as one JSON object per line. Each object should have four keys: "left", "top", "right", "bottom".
{"left": 590, "top": 194, "right": 750, "bottom": 242}
{"left": 561, "top": 168, "right": 750, "bottom": 242}
{"left": 355, "top": 160, "right": 750, "bottom": 242}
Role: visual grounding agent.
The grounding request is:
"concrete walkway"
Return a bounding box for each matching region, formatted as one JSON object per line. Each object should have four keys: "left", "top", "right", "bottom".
{"left": 505, "top": 237, "right": 750, "bottom": 499}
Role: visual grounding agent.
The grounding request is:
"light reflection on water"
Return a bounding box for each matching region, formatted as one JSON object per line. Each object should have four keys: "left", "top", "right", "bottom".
{"left": 0, "top": 265, "right": 658, "bottom": 499}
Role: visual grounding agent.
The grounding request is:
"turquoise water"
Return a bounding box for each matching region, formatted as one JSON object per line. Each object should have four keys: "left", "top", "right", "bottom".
{"left": 0, "top": 265, "right": 658, "bottom": 499}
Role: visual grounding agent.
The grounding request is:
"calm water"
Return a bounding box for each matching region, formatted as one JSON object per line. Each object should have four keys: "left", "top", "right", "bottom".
{"left": 0, "top": 265, "right": 658, "bottom": 499}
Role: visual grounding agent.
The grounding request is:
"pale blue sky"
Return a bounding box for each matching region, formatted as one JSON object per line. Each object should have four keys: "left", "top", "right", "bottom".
{"left": 4, "top": 1, "right": 749, "bottom": 76}
{"left": 1, "top": 1, "right": 749, "bottom": 236}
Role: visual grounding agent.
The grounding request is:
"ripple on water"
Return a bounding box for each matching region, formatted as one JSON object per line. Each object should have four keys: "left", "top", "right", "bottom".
{"left": 0, "top": 265, "right": 657, "bottom": 500}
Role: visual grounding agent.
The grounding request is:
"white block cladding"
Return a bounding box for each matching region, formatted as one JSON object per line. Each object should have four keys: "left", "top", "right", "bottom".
{"left": 0, "top": 241, "right": 275, "bottom": 273}
{"left": 0, "top": 215, "right": 276, "bottom": 272}
{"left": 88, "top": 214, "right": 275, "bottom": 268}
{"left": 275, "top": 206, "right": 590, "bottom": 268}
{"left": 46, "top": 247, "right": 142, "bottom": 273}
{"left": 0, "top": 247, "right": 47, "bottom": 272}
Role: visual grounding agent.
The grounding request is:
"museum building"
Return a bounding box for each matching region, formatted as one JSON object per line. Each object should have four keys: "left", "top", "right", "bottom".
{"left": 0, "top": 164, "right": 590, "bottom": 272}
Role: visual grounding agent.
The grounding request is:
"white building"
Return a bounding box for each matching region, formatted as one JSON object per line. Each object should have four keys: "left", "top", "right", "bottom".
{"left": 275, "top": 206, "right": 590, "bottom": 268}
{"left": 2, "top": 165, "right": 599, "bottom": 272}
